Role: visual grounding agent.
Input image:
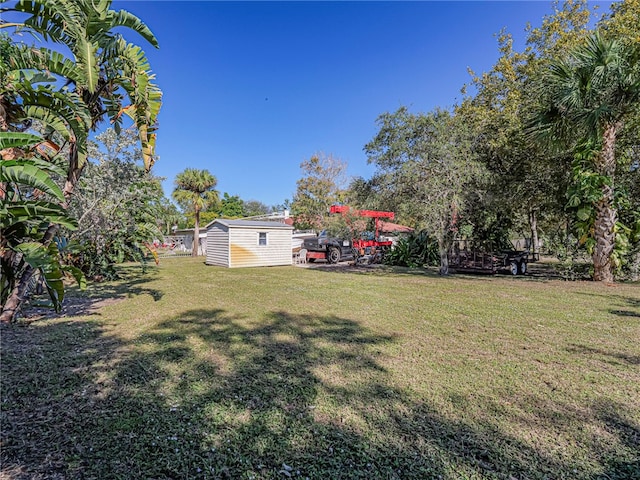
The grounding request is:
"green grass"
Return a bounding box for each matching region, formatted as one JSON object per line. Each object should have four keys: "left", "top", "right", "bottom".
{"left": 2, "top": 258, "right": 639, "bottom": 479}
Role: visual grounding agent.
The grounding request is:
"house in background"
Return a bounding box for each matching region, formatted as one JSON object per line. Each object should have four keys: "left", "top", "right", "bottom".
{"left": 167, "top": 228, "right": 207, "bottom": 256}
{"left": 206, "top": 219, "right": 294, "bottom": 268}
{"left": 377, "top": 221, "right": 415, "bottom": 245}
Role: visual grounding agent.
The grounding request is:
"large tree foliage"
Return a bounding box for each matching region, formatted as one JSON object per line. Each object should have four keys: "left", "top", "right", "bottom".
{"left": 243, "top": 199, "right": 271, "bottom": 217}
{"left": 365, "top": 107, "right": 484, "bottom": 275}
{"left": 530, "top": 32, "right": 640, "bottom": 282}
{"left": 68, "top": 128, "right": 165, "bottom": 278}
{"left": 172, "top": 169, "right": 219, "bottom": 257}
{"left": 218, "top": 194, "right": 245, "bottom": 219}
{"left": 2, "top": 0, "right": 161, "bottom": 169}
{"left": 458, "top": 0, "right": 594, "bottom": 261}
{"left": 459, "top": 32, "right": 569, "bottom": 260}
{"left": 0, "top": 0, "right": 161, "bottom": 322}
{"left": 291, "top": 153, "right": 348, "bottom": 231}
{"left": 455, "top": 0, "right": 640, "bottom": 281}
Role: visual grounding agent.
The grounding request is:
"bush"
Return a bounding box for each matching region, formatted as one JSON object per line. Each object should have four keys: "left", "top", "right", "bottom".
{"left": 385, "top": 230, "right": 439, "bottom": 268}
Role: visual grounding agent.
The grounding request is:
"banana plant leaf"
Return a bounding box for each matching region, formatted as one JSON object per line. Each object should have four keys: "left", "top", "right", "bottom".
{"left": 2, "top": 201, "right": 79, "bottom": 230}
{"left": 0, "top": 132, "right": 43, "bottom": 150}
{"left": 0, "top": 160, "right": 65, "bottom": 201}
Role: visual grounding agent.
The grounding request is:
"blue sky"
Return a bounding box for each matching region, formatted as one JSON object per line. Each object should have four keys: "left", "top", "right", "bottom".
{"left": 113, "top": 2, "right": 604, "bottom": 207}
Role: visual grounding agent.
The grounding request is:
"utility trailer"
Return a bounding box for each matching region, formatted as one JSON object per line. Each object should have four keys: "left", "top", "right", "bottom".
{"left": 449, "top": 240, "right": 529, "bottom": 275}
{"left": 302, "top": 205, "right": 395, "bottom": 264}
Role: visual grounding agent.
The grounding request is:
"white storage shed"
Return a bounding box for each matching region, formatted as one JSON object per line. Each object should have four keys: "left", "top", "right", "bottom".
{"left": 206, "top": 219, "right": 294, "bottom": 268}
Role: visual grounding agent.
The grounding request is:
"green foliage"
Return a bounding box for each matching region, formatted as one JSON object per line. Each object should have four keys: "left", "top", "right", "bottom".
{"left": 172, "top": 169, "right": 219, "bottom": 216}
{"left": 365, "top": 107, "right": 484, "bottom": 274}
{"left": 67, "top": 128, "right": 166, "bottom": 279}
{"left": 5, "top": 0, "right": 163, "bottom": 170}
{"left": 172, "top": 168, "right": 219, "bottom": 256}
{"left": 384, "top": 230, "right": 439, "bottom": 268}
{"left": 219, "top": 193, "right": 245, "bottom": 218}
{"left": 291, "top": 153, "right": 348, "bottom": 230}
{"left": 530, "top": 29, "right": 640, "bottom": 281}
{"left": 0, "top": 133, "right": 85, "bottom": 314}
{"left": 566, "top": 146, "right": 638, "bottom": 276}
{"left": 155, "top": 197, "right": 182, "bottom": 235}
{"left": 1, "top": 159, "right": 65, "bottom": 201}
{"left": 323, "top": 213, "right": 356, "bottom": 240}
{"left": 456, "top": 213, "right": 515, "bottom": 253}
{"left": 243, "top": 199, "right": 271, "bottom": 217}
{"left": 184, "top": 210, "right": 218, "bottom": 229}
{"left": 2, "top": 201, "right": 79, "bottom": 230}
{"left": 1, "top": 0, "right": 161, "bottom": 321}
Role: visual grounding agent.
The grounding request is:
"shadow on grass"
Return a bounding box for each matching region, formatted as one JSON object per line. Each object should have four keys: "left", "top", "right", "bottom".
{"left": 575, "top": 292, "right": 640, "bottom": 320}
{"left": 608, "top": 294, "right": 640, "bottom": 318}
{"left": 305, "top": 262, "right": 568, "bottom": 283}
{"left": 2, "top": 307, "right": 639, "bottom": 479}
{"left": 567, "top": 343, "right": 640, "bottom": 366}
{"left": 22, "top": 267, "right": 165, "bottom": 321}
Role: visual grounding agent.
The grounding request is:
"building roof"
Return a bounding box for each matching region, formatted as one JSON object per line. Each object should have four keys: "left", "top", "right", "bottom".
{"left": 173, "top": 228, "right": 207, "bottom": 236}
{"left": 379, "top": 221, "right": 414, "bottom": 233}
{"left": 207, "top": 219, "right": 294, "bottom": 230}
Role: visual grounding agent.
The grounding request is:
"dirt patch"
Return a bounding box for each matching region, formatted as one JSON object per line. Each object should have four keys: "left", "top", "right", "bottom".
{"left": 300, "top": 260, "right": 388, "bottom": 271}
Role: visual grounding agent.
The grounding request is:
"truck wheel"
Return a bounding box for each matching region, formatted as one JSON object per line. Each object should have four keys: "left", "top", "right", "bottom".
{"left": 509, "top": 261, "right": 518, "bottom": 275}
{"left": 519, "top": 261, "right": 527, "bottom": 275}
{"left": 327, "top": 247, "right": 340, "bottom": 264}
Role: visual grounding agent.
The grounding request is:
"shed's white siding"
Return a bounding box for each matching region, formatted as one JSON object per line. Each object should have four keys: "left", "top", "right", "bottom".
{"left": 206, "top": 220, "right": 293, "bottom": 268}
{"left": 206, "top": 223, "right": 230, "bottom": 267}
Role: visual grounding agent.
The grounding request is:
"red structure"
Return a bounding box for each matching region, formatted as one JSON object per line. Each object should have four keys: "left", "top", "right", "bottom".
{"left": 328, "top": 205, "right": 396, "bottom": 251}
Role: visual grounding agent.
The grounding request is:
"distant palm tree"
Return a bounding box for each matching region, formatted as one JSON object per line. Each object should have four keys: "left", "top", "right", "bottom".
{"left": 172, "top": 169, "right": 219, "bottom": 257}
{"left": 531, "top": 32, "right": 640, "bottom": 282}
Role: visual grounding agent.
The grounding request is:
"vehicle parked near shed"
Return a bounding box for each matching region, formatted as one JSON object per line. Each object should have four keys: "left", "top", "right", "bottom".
{"left": 303, "top": 231, "right": 354, "bottom": 264}
{"left": 301, "top": 206, "right": 396, "bottom": 264}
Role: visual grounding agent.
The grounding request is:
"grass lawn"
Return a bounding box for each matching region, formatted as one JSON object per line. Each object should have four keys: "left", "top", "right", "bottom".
{"left": 2, "top": 257, "right": 639, "bottom": 479}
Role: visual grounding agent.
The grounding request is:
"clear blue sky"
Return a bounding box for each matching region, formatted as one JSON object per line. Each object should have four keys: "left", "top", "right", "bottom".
{"left": 112, "top": 1, "right": 606, "bottom": 208}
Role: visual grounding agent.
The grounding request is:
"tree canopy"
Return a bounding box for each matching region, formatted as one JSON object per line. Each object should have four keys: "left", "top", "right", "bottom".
{"left": 291, "top": 153, "right": 348, "bottom": 231}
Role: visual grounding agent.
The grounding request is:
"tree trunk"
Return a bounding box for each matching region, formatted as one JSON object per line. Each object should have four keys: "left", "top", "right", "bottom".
{"left": 438, "top": 237, "right": 450, "bottom": 276}
{"left": 592, "top": 123, "right": 618, "bottom": 283}
{"left": 592, "top": 184, "right": 616, "bottom": 282}
{"left": 0, "top": 263, "right": 33, "bottom": 323}
{"left": 192, "top": 208, "right": 200, "bottom": 257}
{"left": 528, "top": 207, "right": 539, "bottom": 261}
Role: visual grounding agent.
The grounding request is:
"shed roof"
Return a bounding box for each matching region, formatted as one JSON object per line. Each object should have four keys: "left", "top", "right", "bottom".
{"left": 207, "top": 219, "right": 294, "bottom": 230}
{"left": 173, "top": 228, "right": 207, "bottom": 236}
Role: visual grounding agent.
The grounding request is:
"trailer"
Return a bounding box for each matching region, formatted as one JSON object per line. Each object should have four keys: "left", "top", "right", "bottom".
{"left": 449, "top": 240, "right": 529, "bottom": 275}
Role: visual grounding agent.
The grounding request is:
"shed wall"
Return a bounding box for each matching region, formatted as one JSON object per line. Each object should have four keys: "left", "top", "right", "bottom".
{"left": 206, "top": 224, "right": 230, "bottom": 267}
{"left": 229, "top": 228, "right": 292, "bottom": 268}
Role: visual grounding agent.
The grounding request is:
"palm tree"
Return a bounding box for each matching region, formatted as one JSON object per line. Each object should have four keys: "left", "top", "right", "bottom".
{"left": 172, "top": 169, "right": 219, "bottom": 257}
{"left": 531, "top": 32, "right": 640, "bottom": 282}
